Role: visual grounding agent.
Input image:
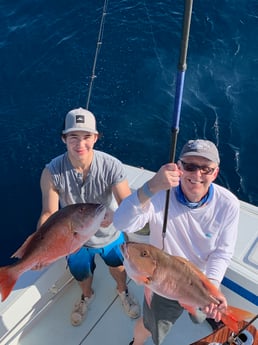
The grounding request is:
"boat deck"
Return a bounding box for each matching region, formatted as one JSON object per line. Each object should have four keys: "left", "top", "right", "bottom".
{"left": 0, "top": 165, "right": 257, "bottom": 345}
{"left": 0, "top": 257, "right": 215, "bottom": 345}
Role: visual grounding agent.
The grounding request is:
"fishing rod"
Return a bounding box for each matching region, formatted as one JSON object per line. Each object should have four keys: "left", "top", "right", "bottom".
{"left": 162, "top": 0, "right": 193, "bottom": 247}
{"left": 86, "top": 0, "right": 109, "bottom": 109}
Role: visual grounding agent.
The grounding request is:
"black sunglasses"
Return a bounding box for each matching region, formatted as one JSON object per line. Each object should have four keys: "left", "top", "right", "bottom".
{"left": 179, "top": 160, "right": 217, "bottom": 175}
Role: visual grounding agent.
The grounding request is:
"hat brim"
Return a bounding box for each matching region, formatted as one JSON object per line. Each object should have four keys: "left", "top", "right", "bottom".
{"left": 180, "top": 152, "right": 219, "bottom": 164}
{"left": 62, "top": 128, "right": 99, "bottom": 135}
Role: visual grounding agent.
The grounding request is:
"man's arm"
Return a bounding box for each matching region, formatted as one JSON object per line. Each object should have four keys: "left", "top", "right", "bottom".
{"left": 99, "top": 179, "right": 131, "bottom": 228}
{"left": 112, "top": 179, "right": 131, "bottom": 205}
{"left": 37, "top": 167, "right": 59, "bottom": 229}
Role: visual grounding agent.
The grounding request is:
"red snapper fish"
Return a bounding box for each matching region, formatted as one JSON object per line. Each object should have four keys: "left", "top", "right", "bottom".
{"left": 0, "top": 203, "right": 106, "bottom": 302}
{"left": 121, "top": 242, "right": 255, "bottom": 332}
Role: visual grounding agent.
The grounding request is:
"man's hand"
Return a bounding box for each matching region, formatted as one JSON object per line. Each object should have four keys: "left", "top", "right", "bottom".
{"left": 202, "top": 295, "right": 227, "bottom": 322}
{"left": 148, "top": 163, "right": 182, "bottom": 194}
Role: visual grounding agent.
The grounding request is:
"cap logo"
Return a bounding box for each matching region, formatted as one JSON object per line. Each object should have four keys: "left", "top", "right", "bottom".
{"left": 75, "top": 115, "right": 85, "bottom": 123}
{"left": 188, "top": 140, "right": 210, "bottom": 151}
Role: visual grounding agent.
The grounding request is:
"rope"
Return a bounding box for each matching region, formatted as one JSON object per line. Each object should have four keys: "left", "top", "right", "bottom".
{"left": 86, "top": 0, "right": 109, "bottom": 109}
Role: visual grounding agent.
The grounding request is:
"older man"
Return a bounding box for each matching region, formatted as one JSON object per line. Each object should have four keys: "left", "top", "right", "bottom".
{"left": 113, "top": 139, "right": 240, "bottom": 345}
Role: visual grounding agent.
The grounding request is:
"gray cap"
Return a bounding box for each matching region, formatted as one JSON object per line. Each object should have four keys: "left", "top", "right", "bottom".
{"left": 179, "top": 139, "right": 220, "bottom": 164}
{"left": 62, "top": 108, "right": 98, "bottom": 135}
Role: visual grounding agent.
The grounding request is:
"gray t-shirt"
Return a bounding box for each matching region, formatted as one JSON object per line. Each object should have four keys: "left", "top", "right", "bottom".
{"left": 46, "top": 150, "right": 126, "bottom": 247}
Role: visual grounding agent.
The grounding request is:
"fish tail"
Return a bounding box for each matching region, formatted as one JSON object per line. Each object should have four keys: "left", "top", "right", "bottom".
{"left": 221, "top": 306, "right": 256, "bottom": 333}
{"left": 0, "top": 266, "right": 18, "bottom": 302}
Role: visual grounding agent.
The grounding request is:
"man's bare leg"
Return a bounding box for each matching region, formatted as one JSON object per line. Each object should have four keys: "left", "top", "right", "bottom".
{"left": 132, "top": 317, "right": 151, "bottom": 345}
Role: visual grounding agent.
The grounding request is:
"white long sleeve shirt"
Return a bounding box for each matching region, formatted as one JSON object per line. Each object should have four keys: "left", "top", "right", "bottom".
{"left": 113, "top": 183, "right": 240, "bottom": 283}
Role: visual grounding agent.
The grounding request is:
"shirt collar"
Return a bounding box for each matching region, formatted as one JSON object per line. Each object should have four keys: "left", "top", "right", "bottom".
{"left": 175, "top": 182, "right": 214, "bottom": 209}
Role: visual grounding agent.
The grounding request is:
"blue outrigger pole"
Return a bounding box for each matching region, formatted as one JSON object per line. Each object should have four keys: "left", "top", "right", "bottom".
{"left": 162, "top": 0, "right": 193, "bottom": 242}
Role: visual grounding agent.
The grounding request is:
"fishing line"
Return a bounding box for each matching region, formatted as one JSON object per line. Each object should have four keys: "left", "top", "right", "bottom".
{"left": 86, "top": 0, "right": 109, "bottom": 109}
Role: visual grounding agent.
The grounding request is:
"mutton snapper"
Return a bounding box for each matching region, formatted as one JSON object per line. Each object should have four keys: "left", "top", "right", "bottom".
{"left": 0, "top": 203, "right": 106, "bottom": 302}
{"left": 121, "top": 242, "right": 255, "bottom": 332}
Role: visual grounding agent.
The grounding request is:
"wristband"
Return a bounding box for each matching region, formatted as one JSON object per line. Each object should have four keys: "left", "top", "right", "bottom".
{"left": 142, "top": 182, "right": 154, "bottom": 198}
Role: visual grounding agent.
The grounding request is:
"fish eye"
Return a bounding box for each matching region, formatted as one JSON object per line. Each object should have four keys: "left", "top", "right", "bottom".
{"left": 141, "top": 250, "right": 148, "bottom": 257}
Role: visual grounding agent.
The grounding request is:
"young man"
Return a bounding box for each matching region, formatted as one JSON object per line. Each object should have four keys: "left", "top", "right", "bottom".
{"left": 37, "top": 107, "right": 140, "bottom": 326}
{"left": 113, "top": 139, "right": 240, "bottom": 345}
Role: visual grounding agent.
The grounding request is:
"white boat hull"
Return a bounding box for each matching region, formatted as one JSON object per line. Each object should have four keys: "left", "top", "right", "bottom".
{"left": 0, "top": 164, "right": 257, "bottom": 345}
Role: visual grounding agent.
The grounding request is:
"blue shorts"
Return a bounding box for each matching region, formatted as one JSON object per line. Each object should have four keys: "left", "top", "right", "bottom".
{"left": 67, "top": 232, "right": 125, "bottom": 281}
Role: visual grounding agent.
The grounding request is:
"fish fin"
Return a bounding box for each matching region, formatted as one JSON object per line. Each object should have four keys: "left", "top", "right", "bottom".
{"left": 0, "top": 266, "right": 18, "bottom": 302}
{"left": 144, "top": 286, "right": 153, "bottom": 308}
{"left": 226, "top": 306, "right": 255, "bottom": 320}
{"left": 136, "top": 275, "right": 152, "bottom": 285}
{"left": 221, "top": 306, "right": 256, "bottom": 332}
{"left": 11, "top": 233, "right": 35, "bottom": 259}
{"left": 144, "top": 276, "right": 152, "bottom": 284}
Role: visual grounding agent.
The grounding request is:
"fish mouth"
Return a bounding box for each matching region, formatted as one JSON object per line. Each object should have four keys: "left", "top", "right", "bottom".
{"left": 120, "top": 243, "right": 141, "bottom": 271}
{"left": 120, "top": 244, "right": 139, "bottom": 279}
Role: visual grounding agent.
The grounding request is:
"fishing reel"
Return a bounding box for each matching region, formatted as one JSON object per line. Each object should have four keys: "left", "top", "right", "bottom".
{"left": 208, "top": 329, "right": 254, "bottom": 345}
{"left": 224, "top": 330, "right": 254, "bottom": 345}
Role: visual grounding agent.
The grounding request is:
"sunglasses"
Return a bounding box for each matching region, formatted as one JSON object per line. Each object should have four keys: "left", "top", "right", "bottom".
{"left": 179, "top": 160, "right": 217, "bottom": 175}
